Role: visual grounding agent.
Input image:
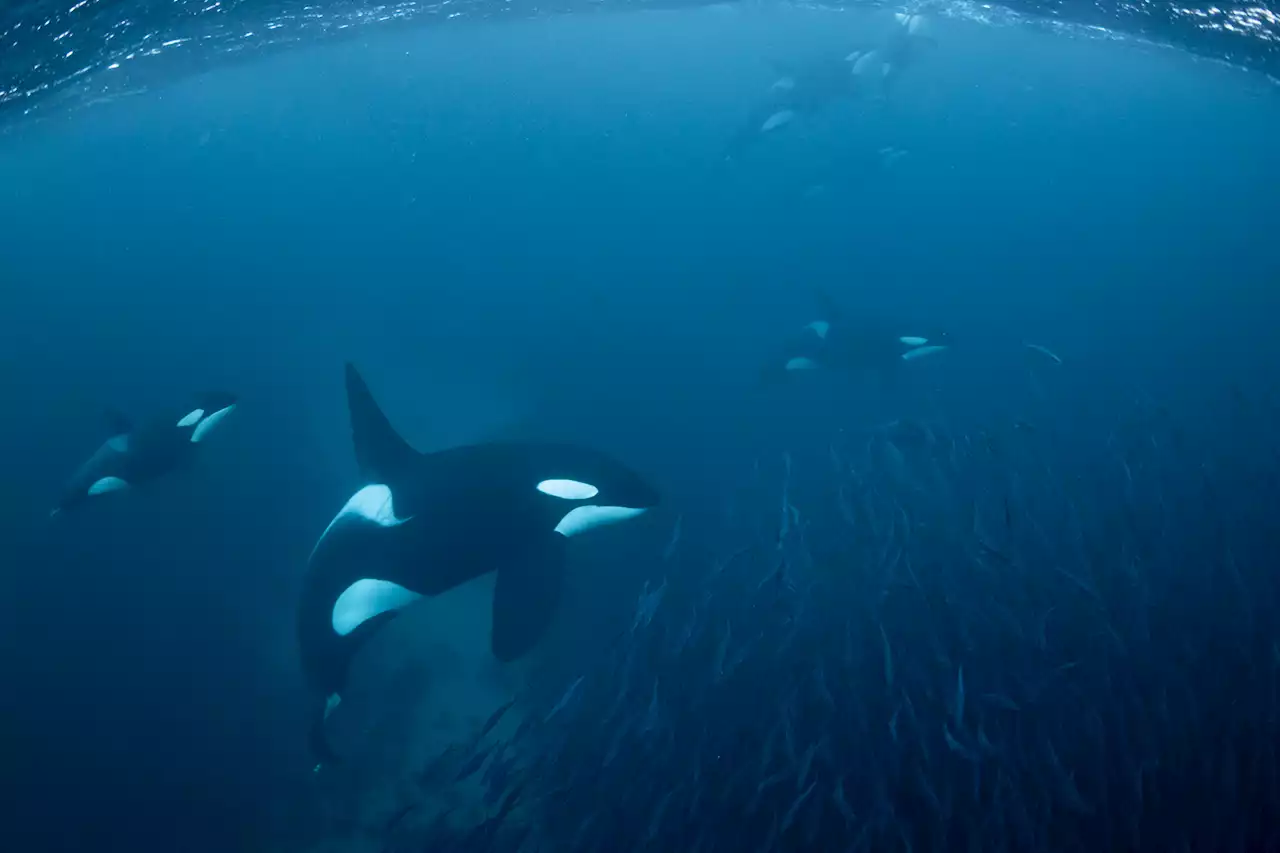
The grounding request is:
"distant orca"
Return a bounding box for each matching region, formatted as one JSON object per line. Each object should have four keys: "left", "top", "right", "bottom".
{"left": 845, "top": 12, "right": 938, "bottom": 101}
{"left": 52, "top": 392, "right": 238, "bottom": 515}
{"left": 759, "top": 289, "right": 949, "bottom": 386}
{"left": 724, "top": 12, "right": 936, "bottom": 161}
{"left": 724, "top": 52, "right": 861, "bottom": 161}
{"left": 301, "top": 363, "right": 659, "bottom": 763}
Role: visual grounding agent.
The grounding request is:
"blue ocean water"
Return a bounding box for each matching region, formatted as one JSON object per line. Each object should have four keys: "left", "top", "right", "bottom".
{"left": 3, "top": 1, "right": 1280, "bottom": 851}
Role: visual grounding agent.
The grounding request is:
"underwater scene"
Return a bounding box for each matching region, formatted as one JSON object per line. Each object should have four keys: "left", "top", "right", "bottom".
{"left": 3, "top": 0, "right": 1280, "bottom": 850}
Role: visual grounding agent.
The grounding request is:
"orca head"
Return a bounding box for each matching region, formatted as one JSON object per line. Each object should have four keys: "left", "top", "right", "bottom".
{"left": 895, "top": 11, "right": 930, "bottom": 35}
{"left": 177, "top": 392, "right": 239, "bottom": 442}
{"left": 528, "top": 446, "right": 660, "bottom": 538}
{"left": 898, "top": 328, "right": 950, "bottom": 347}
{"left": 925, "top": 329, "right": 952, "bottom": 348}
{"left": 898, "top": 329, "right": 951, "bottom": 361}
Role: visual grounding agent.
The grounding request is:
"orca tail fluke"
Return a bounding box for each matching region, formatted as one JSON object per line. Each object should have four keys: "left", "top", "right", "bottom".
{"left": 812, "top": 287, "right": 847, "bottom": 325}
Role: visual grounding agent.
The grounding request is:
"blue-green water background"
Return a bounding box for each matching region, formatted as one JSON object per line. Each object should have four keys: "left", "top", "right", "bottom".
{"left": 3, "top": 3, "right": 1280, "bottom": 851}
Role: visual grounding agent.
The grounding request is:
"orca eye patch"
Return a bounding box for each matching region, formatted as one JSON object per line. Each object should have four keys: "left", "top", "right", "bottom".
{"left": 537, "top": 479, "right": 599, "bottom": 500}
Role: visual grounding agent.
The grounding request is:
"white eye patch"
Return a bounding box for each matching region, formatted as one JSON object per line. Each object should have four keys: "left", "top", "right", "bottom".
{"left": 176, "top": 409, "right": 205, "bottom": 428}
{"left": 190, "top": 404, "right": 236, "bottom": 442}
{"left": 537, "top": 479, "right": 599, "bottom": 500}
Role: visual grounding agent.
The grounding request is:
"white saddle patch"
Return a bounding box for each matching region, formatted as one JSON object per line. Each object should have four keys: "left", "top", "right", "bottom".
{"left": 332, "top": 578, "right": 422, "bottom": 636}
{"left": 176, "top": 408, "right": 205, "bottom": 428}
{"left": 537, "top": 479, "right": 599, "bottom": 500}
{"left": 805, "top": 321, "right": 831, "bottom": 340}
{"left": 190, "top": 404, "right": 236, "bottom": 442}
{"left": 310, "top": 484, "right": 410, "bottom": 560}
{"left": 555, "top": 505, "right": 646, "bottom": 538}
{"left": 106, "top": 434, "right": 130, "bottom": 453}
{"left": 785, "top": 357, "right": 820, "bottom": 371}
{"left": 88, "top": 476, "right": 129, "bottom": 496}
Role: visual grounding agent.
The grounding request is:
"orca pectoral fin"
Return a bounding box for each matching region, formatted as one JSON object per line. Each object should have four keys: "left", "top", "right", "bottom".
{"left": 491, "top": 532, "right": 568, "bottom": 662}
{"left": 309, "top": 699, "right": 343, "bottom": 767}
{"left": 812, "top": 287, "right": 846, "bottom": 325}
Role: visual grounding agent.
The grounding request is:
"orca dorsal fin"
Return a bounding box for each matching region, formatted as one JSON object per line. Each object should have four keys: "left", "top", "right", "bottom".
{"left": 764, "top": 56, "right": 797, "bottom": 79}
{"left": 813, "top": 287, "right": 846, "bottom": 325}
{"left": 344, "top": 363, "right": 421, "bottom": 486}
{"left": 106, "top": 408, "right": 133, "bottom": 437}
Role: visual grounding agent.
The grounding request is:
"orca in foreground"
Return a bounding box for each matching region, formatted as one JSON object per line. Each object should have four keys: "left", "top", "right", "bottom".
{"left": 760, "top": 288, "right": 949, "bottom": 387}
{"left": 301, "top": 363, "right": 660, "bottom": 764}
{"left": 51, "top": 392, "right": 238, "bottom": 516}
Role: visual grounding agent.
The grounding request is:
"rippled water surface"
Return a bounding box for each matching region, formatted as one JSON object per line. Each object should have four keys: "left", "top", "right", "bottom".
{"left": 2, "top": 0, "right": 1278, "bottom": 126}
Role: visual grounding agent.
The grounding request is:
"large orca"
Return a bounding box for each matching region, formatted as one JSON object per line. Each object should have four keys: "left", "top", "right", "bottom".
{"left": 759, "top": 288, "right": 949, "bottom": 386}
{"left": 51, "top": 392, "right": 238, "bottom": 515}
{"left": 723, "top": 12, "right": 937, "bottom": 161}
{"left": 300, "top": 363, "right": 659, "bottom": 763}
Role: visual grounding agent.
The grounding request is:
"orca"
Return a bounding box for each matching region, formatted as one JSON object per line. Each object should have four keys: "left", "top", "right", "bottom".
{"left": 300, "top": 363, "right": 659, "bottom": 763}
{"left": 52, "top": 392, "right": 238, "bottom": 515}
{"left": 724, "top": 52, "right": 860, "bottom": 162}
{"left": 759, "top": 288, "right": 949, "bottom": 387}
{"left": 724, "top": 12, "right": 937, "bottom": 161}
{"left": 848, "top": 12, "right": 939, "bottom": 101}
